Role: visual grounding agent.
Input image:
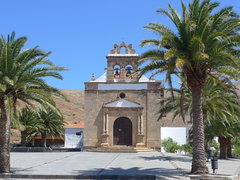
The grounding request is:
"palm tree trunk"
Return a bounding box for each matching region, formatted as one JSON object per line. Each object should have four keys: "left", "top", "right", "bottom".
{"left": 21, "top": 130, "right": 28, "bottom": 146}
{"left": 219, "top": 136, "right": 228, "bottom": 159}
{"left": 191, "top": 86, "right": 208, "bottom": 174}
{"left": 227, "top": 137, "right": 232, "bottom": 158}
{"left": 0, "top": 100, "right": 11, "bottom": 173}
{"left": 32, "top": 136, "right": 35, "bottom": 147}
{"left": 42, "top": 131, "right": 47, "bottom": 147}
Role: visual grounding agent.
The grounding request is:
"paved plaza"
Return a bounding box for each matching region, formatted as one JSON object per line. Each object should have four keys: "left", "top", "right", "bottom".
{"left": 1, "top": 152, "right": 240, "bottom": 179}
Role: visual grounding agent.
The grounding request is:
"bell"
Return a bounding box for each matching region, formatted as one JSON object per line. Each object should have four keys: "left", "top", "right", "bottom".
{"left": 126, "top": 67, "right": 132, "bottom": 76}
{"left": 114, "top": 68, "right": 120, "bottom": 78}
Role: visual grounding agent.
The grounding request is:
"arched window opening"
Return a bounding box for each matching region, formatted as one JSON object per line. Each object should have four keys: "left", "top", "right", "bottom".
{"left": 114, "top": 65, "right": 120, "bottom": 79}
{"left": 120, "top": 47, "right": 127, "bottom": 54}
{"left": 125, "top": 65, "right": 133, "bottom": 79}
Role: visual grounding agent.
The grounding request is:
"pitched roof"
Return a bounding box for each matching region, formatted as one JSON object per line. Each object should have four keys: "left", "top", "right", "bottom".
{"left": 65, "top": 122, "right": 84, "bottom": 129}
{"left": 92, "top": 72, "right": 107, "bottom": 82}
{"left": 104, "top": 99, "right": 141, "bottom": 108}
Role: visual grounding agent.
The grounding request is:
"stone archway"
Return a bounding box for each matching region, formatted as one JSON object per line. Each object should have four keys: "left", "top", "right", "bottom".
{"left": 113, "top": 117, "right": 132, "bottom": 146}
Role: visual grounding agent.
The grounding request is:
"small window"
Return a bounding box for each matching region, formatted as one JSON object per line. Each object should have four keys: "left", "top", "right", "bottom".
{"left": 76, "top": 131, "right": 82, "bottom": 136}
{"left": 119, "top": 92, "right": 126, "bottom": 99}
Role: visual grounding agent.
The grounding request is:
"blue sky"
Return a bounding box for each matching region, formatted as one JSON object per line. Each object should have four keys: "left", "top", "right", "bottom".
{"left": 1, "top": 0, "right": 239, "bottom": 90}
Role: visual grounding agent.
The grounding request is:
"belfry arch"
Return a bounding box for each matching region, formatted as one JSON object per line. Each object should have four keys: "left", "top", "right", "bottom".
{"left": 125, "top": 65, "right": 133, "bottom": 79}
{"left": 113, "top": 65, "right": 121, "bottom": 79}
{"left": 120, "top": 46, "right": 127, "bottom": 54}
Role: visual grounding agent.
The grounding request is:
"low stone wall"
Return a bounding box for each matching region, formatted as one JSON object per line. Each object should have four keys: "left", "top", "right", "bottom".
{"left": 10, "top": 147, "right": 82, "bottom": 152}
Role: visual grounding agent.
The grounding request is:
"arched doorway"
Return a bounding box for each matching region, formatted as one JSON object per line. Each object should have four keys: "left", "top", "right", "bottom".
{"left": 113, "top": 117, "right": 132, "bottom": 146}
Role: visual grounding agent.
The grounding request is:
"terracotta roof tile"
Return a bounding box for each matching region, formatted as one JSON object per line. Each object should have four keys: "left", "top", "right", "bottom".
{"left": 65, "top": 122, "right": 84, "bottom": 129}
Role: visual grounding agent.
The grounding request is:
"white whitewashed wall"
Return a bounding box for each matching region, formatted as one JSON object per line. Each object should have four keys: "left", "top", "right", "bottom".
{"left": 161, "top": 127, "right": 188, "bottom": 152}
{"left": 64, "top": 128, "right": 84, "bottom": 148}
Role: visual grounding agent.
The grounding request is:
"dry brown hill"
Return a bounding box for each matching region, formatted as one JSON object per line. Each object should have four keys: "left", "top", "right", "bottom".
{"left": 55, "top": 90, "right": 84, "bottom": 125}
{"left": 10, "top": 90, "right": 84, "bottom": 144}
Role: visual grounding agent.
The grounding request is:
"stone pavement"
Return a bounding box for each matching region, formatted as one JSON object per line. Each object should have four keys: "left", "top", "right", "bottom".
{"left": 0, "top": 152, "right": 240, "bottom": 179}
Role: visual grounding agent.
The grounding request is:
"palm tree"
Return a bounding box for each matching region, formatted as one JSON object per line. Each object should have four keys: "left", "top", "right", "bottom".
{"left": 160, "top": 78, "right": 240, "bottom": 122}
{"left": 17, "top": 107, "right": 38, "bottom": 146}
{"left": 139, "top": 0, "right": 240, "bottom": 173}
{"left": 28, "top": 108, "right": 65, "bottom": 147}
{"left": 0, "top": 32, "right": 66, "bottom": 173}
{"left": 160, "top": 78, "right": 240, "bottom": 158}
{"left": 205, "top": 120, "right": 240, "bottom": 159}
{"left": 204, "top": 80, "right": 240, "bottom": 159}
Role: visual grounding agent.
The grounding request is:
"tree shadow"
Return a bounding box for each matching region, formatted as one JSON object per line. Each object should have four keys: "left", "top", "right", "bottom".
{"left": 226, "top": 157, "right": 240, "bottom": 160}
{"left": 10, "top": 167, "right": 189, "bottom": 180}
{"left": 73, "top": 167, "right": 187, "bottom": 180}
{"left": 11, "top": 167, "right": 40, "bottom": 174}
{"left": 11, "top": 167, "right": 27, "bottom": 173}
{"left": 139, "top": 154, "right": 192, "bottom": 163}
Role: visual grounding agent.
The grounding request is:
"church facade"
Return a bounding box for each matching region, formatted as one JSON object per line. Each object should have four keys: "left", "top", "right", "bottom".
{"left": 84, "top": 42, "right": 187, "bottom": 150}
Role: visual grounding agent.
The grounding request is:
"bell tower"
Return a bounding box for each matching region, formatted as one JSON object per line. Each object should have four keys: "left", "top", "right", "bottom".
{"left": 106, "top": 41, "right": 139, "bottom": 82}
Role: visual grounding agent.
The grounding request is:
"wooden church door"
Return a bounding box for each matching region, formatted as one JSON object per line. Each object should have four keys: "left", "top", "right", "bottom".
{"left": 113, "top": 117, "right": 132, "bottom": 146}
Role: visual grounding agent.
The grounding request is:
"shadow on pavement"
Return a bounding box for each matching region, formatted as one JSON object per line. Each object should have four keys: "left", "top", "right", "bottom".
{"left": 139, "top": 155, "right": 191, "bottom": 163}
{"left": 73, "top": 167, "right": 187, "bottom": 180}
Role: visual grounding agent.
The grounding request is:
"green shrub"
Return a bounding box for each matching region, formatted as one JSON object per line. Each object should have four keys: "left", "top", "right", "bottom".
{"left": 209, "top": 139, "right": 219, "bottom": 156}
{"left": 232, "top": 137, "right": 240, "bottom": 146}
{"left": 232, "top": 137, "right": 240, "bottom": 157}
{"left": 233, "top": 145, "right": 240, "bottom": 157}
{"left": 162, "top": 138, "right": 180, "bottom": 153}
{"left": 179, "top": 144, "right": 192, "bottom": 154}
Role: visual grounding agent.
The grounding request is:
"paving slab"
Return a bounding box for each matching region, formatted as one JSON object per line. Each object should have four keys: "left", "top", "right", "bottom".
{"left": 0, "top": 152, "right": 239, "bottom": 179}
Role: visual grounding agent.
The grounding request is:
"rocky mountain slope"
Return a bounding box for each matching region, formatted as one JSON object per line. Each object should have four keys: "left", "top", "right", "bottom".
{"left": 56, "top": 90, "right": 84, "bottom": 125}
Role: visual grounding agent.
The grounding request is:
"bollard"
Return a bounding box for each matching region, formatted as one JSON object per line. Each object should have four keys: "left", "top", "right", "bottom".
{"left": 211, "top": 156, "right": 218, "bottom": 174}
